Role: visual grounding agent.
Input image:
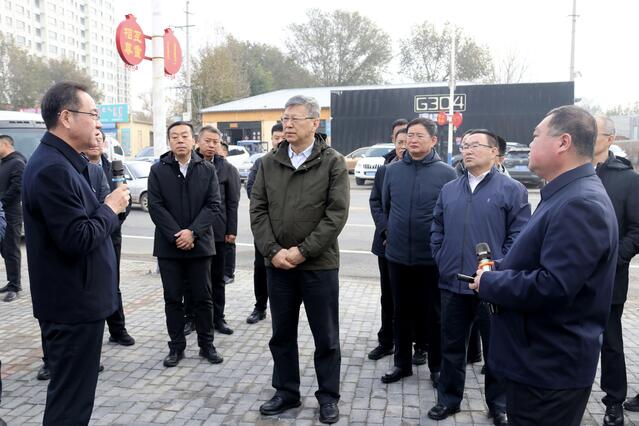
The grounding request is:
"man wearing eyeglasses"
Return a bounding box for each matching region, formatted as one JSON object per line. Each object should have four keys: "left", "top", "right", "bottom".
{"left": 593, "top": 116, "right": 639, "bottom": 426}
{"left": 428, "top": 130, "right": 530, "bottom": 424}
{"left": 250, "top": 95, "right": 349, "bottom": 424}
{"left": 470, "top": 106, "right": 618, "bottom": 425}
{"left": 22, "top": 81, "right": 130, "bottom": 424}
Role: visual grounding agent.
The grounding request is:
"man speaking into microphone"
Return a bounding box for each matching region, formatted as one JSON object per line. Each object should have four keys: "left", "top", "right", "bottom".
{"left": 470, "top": 106, "right": 618, "bottom": 425}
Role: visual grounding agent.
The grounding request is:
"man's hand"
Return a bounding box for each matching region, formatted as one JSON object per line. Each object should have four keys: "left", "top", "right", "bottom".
{"left": 224, "top": 234, "right": 236, "bottom": 244}
{"left": 174, "top": 229, "right": 195, "bottom": 251}
{"left": 104, "top": 185, "right": 130, "bottom": 214}
{"left": 272, "top": 248, "right": 295, "bottom": 269}
{"left": 286, "top": 246, "right": 306, "bottom": 266}
{"left": 469, "top": 269, "right": 485, "bottom": 292}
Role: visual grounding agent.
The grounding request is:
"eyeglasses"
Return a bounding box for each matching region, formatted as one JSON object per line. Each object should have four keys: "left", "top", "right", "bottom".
{"left": 62, "top": 109, "right": 101, "bottom": 121}
{"left": 407, "top": 133, "right": 431, "bottom": 140}
{"left": 460, "top": 143, "right": 495, "bottom": 151}
{"left": 280, "top": 116, "right": 316, "bottom": 124}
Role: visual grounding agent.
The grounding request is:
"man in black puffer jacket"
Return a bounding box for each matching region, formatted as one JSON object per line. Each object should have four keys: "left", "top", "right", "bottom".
{"left": 593, "top": 116, "right": 639, "bottom": 426}
{"left": 148, "top": 121, "right": 223, "bottom": 368}
{"left": 0, "top": 135, "right": 26, "bottom": 302}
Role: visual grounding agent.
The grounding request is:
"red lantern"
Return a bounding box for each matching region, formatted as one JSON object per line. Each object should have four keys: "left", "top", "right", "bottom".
{"left": 115, "top": 14, "right": 146, "bottom": 66}
{"left": 163, "top": 28, "right": 182, "bottom": 75}
{"left": 452, "top": 112, "right": 463, "bottom": 128}
{"left": 437, "top": 111, "right": 448, "bottom": 126}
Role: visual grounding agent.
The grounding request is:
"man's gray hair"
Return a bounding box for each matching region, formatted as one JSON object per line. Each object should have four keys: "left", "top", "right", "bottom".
{"left": 285, "top": 95, "right": 320, "bottom": 118}
{"left": 595, "top": 115, "right": 616, "bottom": 137}
{"left": 199, "top": 125, "right": 222, "bottom": 137}
{"left": 545, "top": 105, "right": 597, "bottom": 159}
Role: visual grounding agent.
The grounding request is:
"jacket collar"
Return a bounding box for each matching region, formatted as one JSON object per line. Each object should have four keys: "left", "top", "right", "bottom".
{"left": 598, "top": 151, "right": 632, "bottom": 171}
{"left": 273, "top": 134, "right": 328, "bottom": 169}
{"left": 540, "top": 163, "right": 595, "bottom": 201}
{"left": 41, "top": 131, "right": 89, "bottom": 175}
{"left": 160, "top": 150, "right": 202, "bottom": 165}
{"left": 402, "top": 149, "right": 440, "bottom": 165}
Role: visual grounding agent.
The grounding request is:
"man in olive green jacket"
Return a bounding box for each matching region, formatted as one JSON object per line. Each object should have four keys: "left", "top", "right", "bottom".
{"left": 250, "top": 95, "right": 349, "bottom": 425}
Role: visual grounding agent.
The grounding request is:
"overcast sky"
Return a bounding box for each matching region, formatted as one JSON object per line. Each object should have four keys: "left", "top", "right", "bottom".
{"left": 116, "top": 0, "right": 637, "bottom": 110}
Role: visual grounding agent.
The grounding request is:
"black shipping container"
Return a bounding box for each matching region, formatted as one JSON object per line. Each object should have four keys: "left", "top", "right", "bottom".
{"left": 330, "top": 81, "right": 574, "bottom": 158}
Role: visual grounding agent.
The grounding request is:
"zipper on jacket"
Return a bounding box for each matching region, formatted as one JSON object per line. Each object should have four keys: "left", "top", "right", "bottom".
{"left": 408, "top": 162, "right": 418, "bottom": 264}
{"left": 458, "top": 180, "right": 472, "bottom": 293}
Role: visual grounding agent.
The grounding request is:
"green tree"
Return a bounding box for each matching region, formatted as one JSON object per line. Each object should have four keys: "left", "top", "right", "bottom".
{"left": 0, "top": 33, "right": 100, "bottom": 109}
{"left": 286, "top": 9, "right": 392, "bottom": 86}
{"left": 399, "top": 22, "right": 492, "bottom": 83}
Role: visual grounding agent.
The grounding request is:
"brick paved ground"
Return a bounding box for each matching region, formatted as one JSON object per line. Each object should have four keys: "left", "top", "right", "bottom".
{"left": 1, "top": 254, "right": 639, "bottom": 425}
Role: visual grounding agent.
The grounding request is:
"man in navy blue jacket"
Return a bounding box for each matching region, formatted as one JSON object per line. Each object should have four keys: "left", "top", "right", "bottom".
{"left": 471, "top": 106, "right": 618, "bottom": 425}
{"left": 381, "top": 117, "right": 457, "bottom": 384}
{"left": 22, "top": 81, "right": 130, "bottom": 424}
{"left": 428, "top": 129, "right": 530, "bottom": 423}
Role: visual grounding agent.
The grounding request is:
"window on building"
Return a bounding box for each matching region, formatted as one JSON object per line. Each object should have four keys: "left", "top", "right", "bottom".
{"left": 49, "top": 30, "right": 56, "bottom": 40}
{"left": 16, "top": 20, "right": 25, "bottom": 29}
{"left": 35, "top": 14, "right": 40, "bottom": 22}
{"left": 36, "top": 28, "right": 41, "bottom": 37}
{"left": 36, "top": 42, "right": 42, "bottom": 51}
{"left": 49, "top": 45, "right": 58, "bottom": 54}
{"left": 16, "top": 36, "right": 26, "bottom": 45}
{"left": 16, "top": 5, "right": 24, "bottom": 14}
{"left": 5, "top": 16, "right": 12, "bottom": 26}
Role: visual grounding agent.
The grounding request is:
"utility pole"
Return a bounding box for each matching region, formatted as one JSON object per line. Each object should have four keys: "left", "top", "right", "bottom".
{"left": 174, "top": 1, "right": 195, "bottom": 122}
{"left": 447, "top": 28, "right": 456, "bottom": 165}
{"left": 184, "top": 1, "right": 192, "bottom": 122}
{"left": 151, "top": 0, "right": 167, "bottom": 158}
{"left": 569, "top": 0, "right": 578, "bottom": 81}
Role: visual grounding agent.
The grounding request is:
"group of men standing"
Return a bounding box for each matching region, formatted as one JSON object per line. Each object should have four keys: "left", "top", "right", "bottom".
{"left": 4, "top": 78, "right": 639, "bottom": 426}
{"left": 367, "top": 107, "right": 639, "bottom": 426}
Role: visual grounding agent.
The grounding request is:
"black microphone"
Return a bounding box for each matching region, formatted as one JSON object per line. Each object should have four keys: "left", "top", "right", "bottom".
{"left": 111, "top": 160, "right": 127, "bottom": 220}
{"left": 475, "top": 242, "right": 499, "bottom": 314}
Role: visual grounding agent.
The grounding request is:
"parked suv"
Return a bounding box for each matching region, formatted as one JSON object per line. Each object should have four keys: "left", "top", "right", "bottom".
{"left": 504, "top": 147, "right": 544, "bottom": 187}
{"left": 0, "top": 111, "right": 46, "bottom": 161}
{"left": 353, "top": 143, "right": 395, "bottom": 185}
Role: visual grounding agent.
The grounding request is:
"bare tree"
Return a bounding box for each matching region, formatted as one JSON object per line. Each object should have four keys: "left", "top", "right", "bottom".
{"left": 485, "top": 51, "right": 529, "bottom": 84}
{"left": 286, "top": 9, "right": 392, "bottom": 86}
{"left": 399, "top": 22, "right": 492, "bottom": 83}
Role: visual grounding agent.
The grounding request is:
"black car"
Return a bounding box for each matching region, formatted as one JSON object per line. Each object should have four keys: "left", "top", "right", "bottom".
{"left": 504, "top": 147, "right": 544, "bottom": 187}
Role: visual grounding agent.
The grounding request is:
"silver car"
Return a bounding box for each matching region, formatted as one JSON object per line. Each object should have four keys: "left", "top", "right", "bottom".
{"left": 124, "top": 160, "right": 152, "bottom": 212}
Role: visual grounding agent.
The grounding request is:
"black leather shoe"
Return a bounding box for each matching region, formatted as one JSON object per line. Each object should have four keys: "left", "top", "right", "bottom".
{"left": 184, "top": 320, "right": 194, "bottom": 336}
{"left": 319, "top": 402, "right": 339, "bottom": 424}
{"left": 36, "top": 364, "right": 50, "bottom": 380}
{"left": 427, "top": 403, "right": 460, "bottom": 420}
{"left": 381, "top": 366, "right": 412, "bottom": 383}
{"left": 109, "top": 332, "right": 135, "bottom": 346}
{"left": 246, "top": 309, "right": 266, "bottom": 324}
{"left": 0, "top": 284, "right": 9, "bottom": 293}
{"left": 199, "top": 346, "right": 223, "bottom": 364}
{"left": 489, "top": 410, "right": 509, "bottom": 426}
{"left": 215, "top": 320, "right": 234, "bottom": 335}
{"left": 430, "top": 371, "right": 440, "bottom": 388}
{"left": 259, "top": 395, "right": 301, "bottom": 415}
{"left": 603, "top": 404, "right": 624, "bottom": 426}
{"left": 163, "top": 349, "right": 184, "bottom": 367}
{"left": 368, "top": 345, "right": 393, "bottom": 360}
{"left": 3, "top": 291, "right": 18, "bottom": 302}
{"left": 412, "top": 348, "right": 427, "bottom": 365}
{"left": 624, "top": 395, "right": 639, "bottom": 412}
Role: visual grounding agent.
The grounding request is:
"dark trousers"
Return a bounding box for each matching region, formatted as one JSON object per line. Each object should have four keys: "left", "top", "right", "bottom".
{"left": 211, "top": 242, "right": 226, "bottom": 324}
{"left": 376, "top": 256, "right": 394, "bottom": 348}
{"left": 1, "top": 217, "right": 21, "bottom": 291}
{"left": 40, "top": 320, "right": 104, "bottom": 425}
{"left": 601, "top": 303, "right": 627, "bottom": 406}
{"left": 438, "top": 290, "right": 506, "bottom": 412}
{"left": 267, "top": 267, "right": 340, "bottom": 404}
{"left": 505, "top": 379, "right": 591, "bottom": 426}
{"left": 185, "top": 242, "right": 226, "bottom": 324}
{"left": 253, "top": 245, "right": 268, "bottom": 311}
{"left": 467, "top": 323, "right": 482, "bottom": 362}
{"left": 387, "top": 261, "right": 440, "bottom": 373}
{"left": 158, "top": 257, "right": 214, "bottom": 351}
{"left": 106, "top": 241, "right": 127, "bottom": 337}
{"left": 224, "top": 242, "right": 236, "bottom": 278}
